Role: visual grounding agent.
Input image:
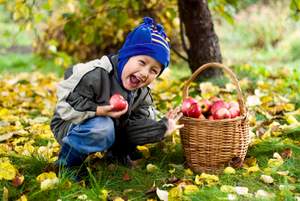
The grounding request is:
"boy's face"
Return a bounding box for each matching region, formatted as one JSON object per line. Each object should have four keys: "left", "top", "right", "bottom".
{"left": 121, "top": 55, "right": 162, "bottom": 91}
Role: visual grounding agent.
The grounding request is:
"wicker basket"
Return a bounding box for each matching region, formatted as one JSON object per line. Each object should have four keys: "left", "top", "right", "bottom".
{"left": 179, "top": 62, "right": 250, "bottom": 173}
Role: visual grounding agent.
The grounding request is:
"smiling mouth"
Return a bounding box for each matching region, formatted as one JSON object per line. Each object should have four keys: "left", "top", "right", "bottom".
{"left": 129, "top": 75, "right": 141, "bottom": 87}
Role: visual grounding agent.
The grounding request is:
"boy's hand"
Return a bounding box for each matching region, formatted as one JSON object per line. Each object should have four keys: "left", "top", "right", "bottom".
{"left": 96, "top": 104, "right": 128, "bottom": 118}
{"left": 165, "top": 107, "right": 184, "bottom": 136}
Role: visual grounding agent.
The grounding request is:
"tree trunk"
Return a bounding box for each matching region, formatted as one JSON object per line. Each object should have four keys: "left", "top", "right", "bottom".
{"left": 178, "top": 0, "right": 222, "bottom": 79}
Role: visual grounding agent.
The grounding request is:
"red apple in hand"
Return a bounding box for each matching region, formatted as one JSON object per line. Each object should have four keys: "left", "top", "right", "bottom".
{"left": 109, "top": 93, "right": 128, "bottom": 111}
{"left": 213, "top": 108, "right": 231, "bottom": 119}
{"left": 182, "top": 97, "right": 198, "bottom": 116}
{"left": 229, "top": 107, "right": 240, "bottom": 118}
{"left": 211, "top": 100, "right": 226, "bottom": 115}
{"left": 199, "top": 99, "right": 212, "bottom": 113}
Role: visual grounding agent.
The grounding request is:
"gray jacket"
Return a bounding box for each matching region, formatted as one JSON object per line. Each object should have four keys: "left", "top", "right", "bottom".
{"left": 50, "top": 55, "right": 168, "bottom": 146}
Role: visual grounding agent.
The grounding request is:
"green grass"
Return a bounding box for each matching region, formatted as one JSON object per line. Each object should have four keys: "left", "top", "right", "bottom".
{"left": 169, "top": 60, "right": 192, "bottom": 80}
{"left": 2, "top": 135, "right": 299, "bottom": 200}
{"left": 0, "top": 53, "right": 64, "bottom": 76}
{"left": 216, "top": 1, "right": 300, "bottom": 69}
{"left": 0, "top": 142, "right": 186, "bottom": 200}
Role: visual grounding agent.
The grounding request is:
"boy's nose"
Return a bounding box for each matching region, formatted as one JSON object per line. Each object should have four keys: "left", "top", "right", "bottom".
{"left": 140, "top": 70, "right": 148, "bottom": 81}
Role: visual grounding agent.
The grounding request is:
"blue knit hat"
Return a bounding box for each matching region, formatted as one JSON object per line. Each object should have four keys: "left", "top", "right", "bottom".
{"left": 117, "top": 17, "right": 170, "bottom": 82}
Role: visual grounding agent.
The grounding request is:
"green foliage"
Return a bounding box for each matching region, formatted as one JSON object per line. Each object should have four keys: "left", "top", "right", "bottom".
{"left": 290, "top": 0, "right": 300, "bottom": 20}
{"left": 288, "top": 38, "right": 300, "bottom": 61}
{"left": 208, "top": 0, "right": 239, "bottom": 24}
{"left": 1, "top": 0, "right": 299, "bottom": 71}
{"left": 0, "top": 6, "right": 32, "bottom": 48}
{"left": 32, "top": 0, "right": 179, "bottom": 67}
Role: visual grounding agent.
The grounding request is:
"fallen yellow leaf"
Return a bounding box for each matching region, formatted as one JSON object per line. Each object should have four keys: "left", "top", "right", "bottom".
{"left": 255, "top": 189, "right": 274, "bottom": 199}
{"left": 195, "top": 173, "right": 219, "bottom": 186}
{"left": 243, "top": 164, "right": 260, "bottom": 176}
{"left": 260, "top": 175, "right": 274, "bottom": 184}
{"left": 183, "top": 185, "right": 199, "bottom": 195}
{"left": 268, "top": 153, "right": 283, "bottom": 168}
{"left": 168, "top": 186, "right": 183, "bottom": 201}
{"left": 146, "top": 164, "right": 158, "bottom": 173}
{"left": 220, "top": 185, "right": 235, "bottom": 193}
{"left": 0, "top": 158, "right": 17, "bottom": 180}
{"left": 113, "top": 197, "right": 125, "bottom": 201}
{"left": 223, "top": 167, "right": 236, "bottom": 174}
{"left": 36, "top": 172, "right": 59, "bottom": 191}
{"left": 16, "top": 195, "right": 27, "bottom": 201}
{"left": 137, "top": 145, "right": 150, "bottom": 158}
{"left": 2, "top": 187, "right": 8, "bottom": 201}
{"left": 184, "top": 168, "right": 194, "bottom": 176}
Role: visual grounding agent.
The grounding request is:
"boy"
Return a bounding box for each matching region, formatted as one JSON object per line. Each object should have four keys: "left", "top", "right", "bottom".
{"left": 50, "top": 17, "right": 183, "bottom": 171}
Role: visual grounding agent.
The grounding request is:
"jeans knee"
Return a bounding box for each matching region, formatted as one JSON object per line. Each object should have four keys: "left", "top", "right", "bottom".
{"left": 63, "top": 116, "right": 115, "bottom": 153}
{"left": 87, "top": 117, "right": 115, "bottom": 147}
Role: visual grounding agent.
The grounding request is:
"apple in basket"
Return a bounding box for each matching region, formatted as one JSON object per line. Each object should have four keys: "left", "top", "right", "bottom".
{"left": 228, "top": 101, "right": 239, "bottom": 109}
{"left": 213, "top": 107, "right": 231, "bottom": 119}
{"left": 182, "top": 97, "right": 202, "bottom": 118}
{"left": 109, "top": 93, "right": 128, "bottom": 111}
{"left": 229, "top": 107, "right": 240, "bottom": 118}
{"left": 198, "top": 99, "right": 212, "bottom": 114}
{"left": 187, "top": 103, "right": 202, "bottom": 118}
{"left": 210, "top": 100, "right": 227, "bottom": 115}
{"left": 228, "top": 101, "right": 240, "bottom": 118}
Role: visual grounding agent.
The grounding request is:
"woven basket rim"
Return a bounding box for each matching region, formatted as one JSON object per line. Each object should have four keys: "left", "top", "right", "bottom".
{"left": 180, "top": 111, "right": 248, "bottom": 122}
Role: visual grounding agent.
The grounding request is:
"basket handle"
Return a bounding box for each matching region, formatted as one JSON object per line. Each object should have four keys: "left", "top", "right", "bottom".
{"left": 182, "top": 62, "right": 246, "bottom": 116}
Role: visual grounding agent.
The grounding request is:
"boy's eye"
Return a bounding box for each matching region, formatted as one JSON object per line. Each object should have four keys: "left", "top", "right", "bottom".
{"left": 139, "top": 60, "right": 146, "bottom": 66}
{"left": 151, "top": 68, "right": 159, "bottom": 74}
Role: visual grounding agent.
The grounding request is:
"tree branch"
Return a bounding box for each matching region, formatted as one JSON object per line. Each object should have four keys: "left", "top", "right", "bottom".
{"left": 171, "top": 47, "right": 189, "bottom": 62}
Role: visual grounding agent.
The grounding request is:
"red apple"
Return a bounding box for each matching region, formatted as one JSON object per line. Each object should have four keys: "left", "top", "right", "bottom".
{"left": 213, "top": 108, "right": 231, "bottom": 119}
{"left": 211, "top": 100, "right": 226, "bottom": 115}
{"left": 109, "top": 93, "right": 128, "bottom": 111}
{"left": 229, "top": 107, "right": 240, "bottom": 118}
{"left": 186, "top": 102, "right": 202, "bottom": 118}
{"left": 228, "top": 101, "right": 239, "bottom": 109}
{"left": 198, "top": 99, "right": 212, "bottom": 113}
{"left": 182, "top": 97, "right": 198, "bottom": 116}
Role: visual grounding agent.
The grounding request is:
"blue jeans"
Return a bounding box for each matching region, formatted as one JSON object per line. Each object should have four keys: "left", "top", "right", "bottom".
{"left": 62, "top": 116, "right": 115, "bottom": 154}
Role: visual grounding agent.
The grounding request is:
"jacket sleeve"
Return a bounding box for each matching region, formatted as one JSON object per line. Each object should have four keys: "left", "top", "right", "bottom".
{"left": 130, "top": 89, "right": 157, "bottom": 120}
{"left": 125, "top": 88, "right": 168, "bottom": 145}
{"left": 125, "top": 117, "right": 168, "bottom": 145}
{"left": 55, "top": 64, "right": 110, "bottom": 124}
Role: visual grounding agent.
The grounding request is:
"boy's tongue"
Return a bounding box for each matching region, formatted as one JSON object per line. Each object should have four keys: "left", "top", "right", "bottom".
{"left": 130, "top": 75, "right": 140, "bottom": 86}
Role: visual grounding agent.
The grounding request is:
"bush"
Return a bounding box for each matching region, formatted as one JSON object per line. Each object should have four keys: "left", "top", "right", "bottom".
{"left": 33, "top": 1, "right": 180, "bottom": 66}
